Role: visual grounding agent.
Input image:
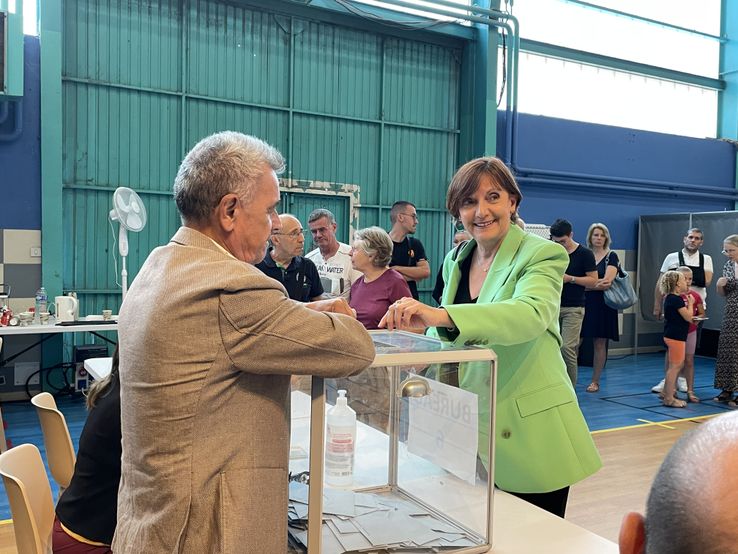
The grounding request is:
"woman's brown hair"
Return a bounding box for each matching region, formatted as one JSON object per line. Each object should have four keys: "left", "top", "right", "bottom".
{"left": 446, "top": 157, "right": 522, "bottom": 221}
{"left": 85, "top": 345, "right": 119, "bottom": 410}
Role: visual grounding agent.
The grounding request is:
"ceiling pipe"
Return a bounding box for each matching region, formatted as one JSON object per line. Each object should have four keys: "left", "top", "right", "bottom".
{"left": 358, "top": 0, "right": 519, "bottom": 161}
{"left": 410, "top": 0, "right": 520, "bottom": 162}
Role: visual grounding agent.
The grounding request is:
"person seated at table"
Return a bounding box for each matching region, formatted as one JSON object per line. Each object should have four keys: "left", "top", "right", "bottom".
{"left": 619, "top": 411, "right": 738, "bottom": 554}
{"left": 53, "top": 347, "right": 121, "bottom": 553}
{"left": 380, "top": 156, "right": 601, "bottom": 518}
{"left": 349, "top": 226, "right": 411, "bottom": 330}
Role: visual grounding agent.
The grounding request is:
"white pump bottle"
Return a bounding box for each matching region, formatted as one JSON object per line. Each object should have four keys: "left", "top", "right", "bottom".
{"left": 325, "top": 389, "right": 356, "bottom": 487}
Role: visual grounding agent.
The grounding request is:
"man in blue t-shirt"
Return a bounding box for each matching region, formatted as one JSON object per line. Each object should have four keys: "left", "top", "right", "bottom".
{"left": 550, "top": 219, "right": 599, "bottom": 387}
{"left": 256, "top": 214, "right": 324, "bottom": 302}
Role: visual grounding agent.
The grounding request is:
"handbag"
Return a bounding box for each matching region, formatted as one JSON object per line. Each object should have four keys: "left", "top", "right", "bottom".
{"left": 603, "top": 253, "right": 638, "bottom": 310}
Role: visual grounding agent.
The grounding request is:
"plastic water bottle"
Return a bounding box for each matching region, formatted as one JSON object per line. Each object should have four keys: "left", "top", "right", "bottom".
{"left": 34, "top": 287, "right": 48, "bottom": 323}
{"left": 325, "top": 389, "right": 356, "bottom": 487}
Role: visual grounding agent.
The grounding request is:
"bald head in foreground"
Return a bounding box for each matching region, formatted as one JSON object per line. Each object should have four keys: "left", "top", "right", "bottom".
{"left": 619, "top": 411, "right": 738, "bottom": 554}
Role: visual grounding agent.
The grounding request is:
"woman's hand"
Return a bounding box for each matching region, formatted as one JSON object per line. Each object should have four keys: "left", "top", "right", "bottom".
{"left": 378, "top": 297, "right": 453, "bottom": 331}
{"left": 594, "top": 278, "right": 612, "bottom": 290}
{"left": 717, "top": 276, "right": 728, "bottom": 297}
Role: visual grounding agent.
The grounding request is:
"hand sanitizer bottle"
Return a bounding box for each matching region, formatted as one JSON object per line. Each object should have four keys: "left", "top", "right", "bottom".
{"left": 325, "top": 389, "right": 356, "bottom": 487}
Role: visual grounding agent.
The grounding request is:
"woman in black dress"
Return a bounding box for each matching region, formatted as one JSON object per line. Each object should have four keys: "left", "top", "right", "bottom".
{"left": 581, "top": 223, "right": 619, "bottom": 392}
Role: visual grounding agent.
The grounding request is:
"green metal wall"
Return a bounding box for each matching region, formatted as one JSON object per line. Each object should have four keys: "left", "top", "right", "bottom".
{"left": 61, "top": 0, "right": 462, "bottom": 308}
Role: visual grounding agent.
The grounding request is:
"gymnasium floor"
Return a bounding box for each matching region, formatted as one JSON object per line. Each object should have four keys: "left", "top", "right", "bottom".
{"left": 0, "top": 352, "right": 730, "bottom": 522}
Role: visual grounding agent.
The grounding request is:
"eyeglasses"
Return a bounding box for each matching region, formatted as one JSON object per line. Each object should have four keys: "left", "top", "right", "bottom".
{"left": 401, "top": 213, "right": 418, "bottom": 221}
{"left": 272, "top": 229, "right": 305, "bottom": 238}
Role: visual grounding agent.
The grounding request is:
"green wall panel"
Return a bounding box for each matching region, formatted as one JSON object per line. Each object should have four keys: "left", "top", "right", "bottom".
{"left": 384, "top": 37, "right": 460, "bottom": 129}
{"left": 63, "top": 0, "right": 182, "bottom": 90}
{"left": 185, "top": 98, "right": 289, "bottom": 157}
{"left": 63, "top": 83, "right": 181, "bottom": 190}
{"left": 291, "top": 114, "right": 381, "bottom": 186}
{"left": 60, "top": 0, "right": 463, "bottom": 309}
{"left": 380, "top": 126, "right": 457, "bottom": 208}
{"left": 187, "top": 1, "right": 290, "bottom": 106}
{"left": 294, "top": 20, "right": 382, "bottom": 119}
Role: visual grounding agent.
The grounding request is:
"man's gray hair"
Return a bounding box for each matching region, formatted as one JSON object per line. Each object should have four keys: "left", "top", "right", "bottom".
{"left": 354, "top": 226, "right": 393, "bottom": 268}
{"left": 173, "top": 131, "right": 285, "bottom": 224}
{"left": 645, "top": 412, "right": 738, "bottom": 554}
{"left": 308, "top": 209, "right": 336, "bottom": 225}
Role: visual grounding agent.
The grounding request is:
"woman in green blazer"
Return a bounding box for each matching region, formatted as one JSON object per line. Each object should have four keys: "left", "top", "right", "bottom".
{"left": 381, "top": 157, "right": 601, "bottom": 517}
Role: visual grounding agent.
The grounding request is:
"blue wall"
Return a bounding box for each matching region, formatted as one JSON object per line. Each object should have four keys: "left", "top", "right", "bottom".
{"left": 0, "top": 36, "right": 41, "bottom": 230}
{"left": 501, "top": 113, "right": 736, "bottom": 249}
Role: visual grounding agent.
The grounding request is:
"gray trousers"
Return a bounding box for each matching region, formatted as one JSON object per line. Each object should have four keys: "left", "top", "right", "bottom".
{"left": 559, "top": 306, "right": 585, "bottom": 387}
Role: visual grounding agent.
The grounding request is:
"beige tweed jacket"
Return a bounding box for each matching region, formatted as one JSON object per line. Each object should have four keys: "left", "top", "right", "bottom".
{"left": 112, "top": 227, "right": 374, "bottom": 553}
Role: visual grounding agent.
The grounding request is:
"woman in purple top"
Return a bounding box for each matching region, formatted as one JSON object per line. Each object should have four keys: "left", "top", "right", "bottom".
{"left": 349, "top": 226, "right": 412, "bottom": 330}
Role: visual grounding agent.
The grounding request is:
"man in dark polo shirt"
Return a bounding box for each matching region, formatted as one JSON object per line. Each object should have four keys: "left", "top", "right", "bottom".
{"left": 388, "top": 201, "right": 430, "bottom": 300}
{"left": 256, "top": 214, "right": 324, "bottom": 302}
{"left": 550, "top": 219, "right": 598, "bottom": 387}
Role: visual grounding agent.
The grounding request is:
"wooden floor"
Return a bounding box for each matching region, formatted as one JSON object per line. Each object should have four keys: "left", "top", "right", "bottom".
{"left": 567, "top": 417, "right": 707, "bottom": 543}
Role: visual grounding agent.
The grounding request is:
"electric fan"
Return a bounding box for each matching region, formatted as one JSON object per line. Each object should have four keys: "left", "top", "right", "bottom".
{"left": 109, "top": 187, "right": 147, "bottom": 300}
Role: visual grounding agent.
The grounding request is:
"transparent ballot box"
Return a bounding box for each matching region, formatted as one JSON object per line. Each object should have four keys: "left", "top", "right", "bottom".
{"left": 288, "top": 330, "right": 497, "bottom": 553}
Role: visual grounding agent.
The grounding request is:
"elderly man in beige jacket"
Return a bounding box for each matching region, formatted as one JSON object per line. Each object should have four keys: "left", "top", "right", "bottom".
{"left": 112, "top": 132, "right": 375, "bottom": 553}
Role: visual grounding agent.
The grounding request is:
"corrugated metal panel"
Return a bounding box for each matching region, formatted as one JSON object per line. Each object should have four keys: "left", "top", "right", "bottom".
{"left": 187, "top": 0, "right": 290, "bottom": 106}
{"left": 63, "top": 82, "right": 181, "bottom": 191}
{"left": 294, "top": 20, "right": 382, "bottom": 120}
{"left": 384, "top": 37, "right": 460, "bottom": 129}
{"left": 63, "top": 0, "right": 182, "bottom": 91}
{"left": 185, "top": 98, "right": 289, "bottom": 158}
{"left": 380, "top": 126, "right": 457, "bottom": 208}
{"left": 61, "top": 0, "right": 462, "bottom": 310}
{"left": 291, "top": 114, "right": 380, "bottom": 186}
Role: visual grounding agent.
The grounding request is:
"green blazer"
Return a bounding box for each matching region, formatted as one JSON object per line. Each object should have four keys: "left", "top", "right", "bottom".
{"left": 429, "top": 224, "right": 601, "bottom": 493}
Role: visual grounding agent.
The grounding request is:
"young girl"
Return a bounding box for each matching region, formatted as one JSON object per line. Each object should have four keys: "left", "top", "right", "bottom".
{"left": 659, "top": 271, "right": 695, "bottom": 408}
{"left": 676, "top": 266, "right": 705, "bottom": 403}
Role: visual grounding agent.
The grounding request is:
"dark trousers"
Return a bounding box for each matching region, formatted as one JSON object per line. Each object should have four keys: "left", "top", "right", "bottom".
{"left": 477, "top": 457, "right": 570, "bottom": 519}
{"left": 504, "top": 487, "right": 571, "bottom": 519}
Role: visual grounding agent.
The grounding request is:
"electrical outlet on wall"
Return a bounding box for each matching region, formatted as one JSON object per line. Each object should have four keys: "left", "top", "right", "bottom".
{"left": 30, "top": 247, "right": 42, "bottom": 257}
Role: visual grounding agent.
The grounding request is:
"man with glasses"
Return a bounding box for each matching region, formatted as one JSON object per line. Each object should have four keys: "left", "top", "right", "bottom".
{"left": 306, "top": 208, "right": 362, "bottom": 299}
{"left": 256, "top": 214, "right": 324, "bottom": 302}
{"left": 388, "top": 201, "right": 430, "bottom": 300}
{"left": 549, "top": 219, "right": 598, "bottom": 387}
{"left": 651, "top": 227, "right": 714, "bottom": 393}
